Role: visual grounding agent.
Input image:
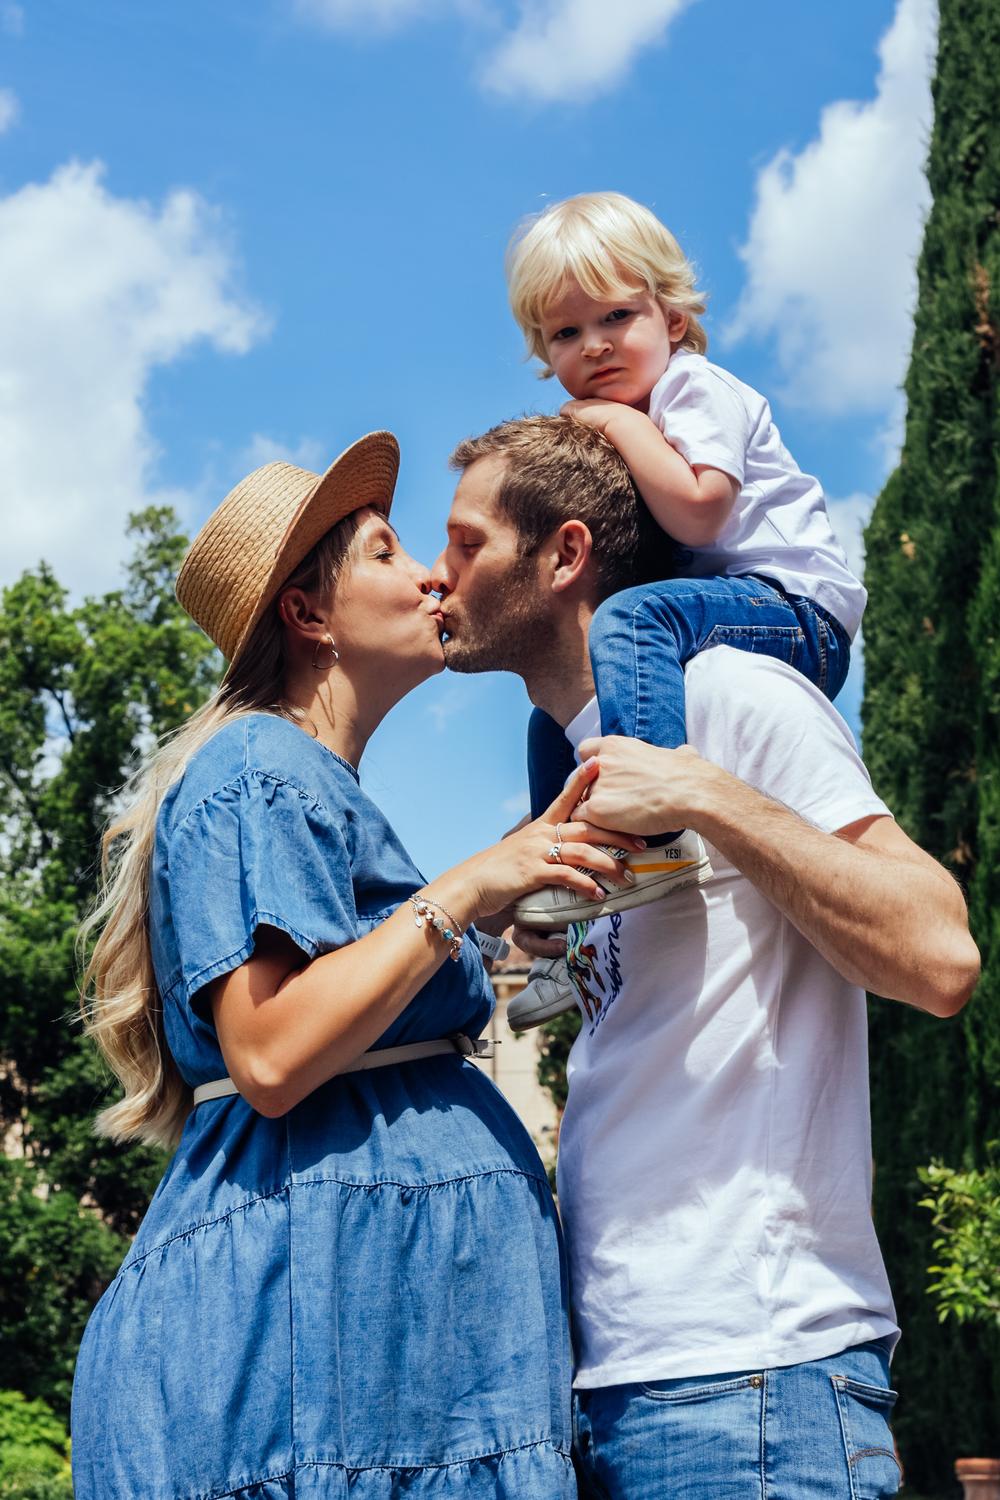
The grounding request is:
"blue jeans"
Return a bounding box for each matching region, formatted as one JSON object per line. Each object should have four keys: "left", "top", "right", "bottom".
{"left": 573, "top": 1341, "right": 900, "bottom": 1500}
{"left": 527, "top": 574, "right": 851, "bottom": 829}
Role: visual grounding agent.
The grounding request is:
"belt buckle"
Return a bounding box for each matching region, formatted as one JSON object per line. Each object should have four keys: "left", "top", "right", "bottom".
{"left": 452, "top": 1033, "right": 497, "bottom": 1061}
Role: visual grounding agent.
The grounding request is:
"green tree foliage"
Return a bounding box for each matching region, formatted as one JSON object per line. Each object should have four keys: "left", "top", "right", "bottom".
{"left": 920, "top": 1153, "right": 1000, "bottom": 1330}
{"left": 0, "top": 1162, "right": 127, "bottom": 1418}
{"left": 862, "top": 0, "right": 1000, "bottom": 1483}
{"left": 0, "top": 509, "right": 218, "bottom": 1414}
{"left": 0, "top": 1390, "right": 72, "bottom": 1500}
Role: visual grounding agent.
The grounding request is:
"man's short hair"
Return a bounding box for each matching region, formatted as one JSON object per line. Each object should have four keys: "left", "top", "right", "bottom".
{"left": 449, "top": 414, "right": 674, "bottom": 600}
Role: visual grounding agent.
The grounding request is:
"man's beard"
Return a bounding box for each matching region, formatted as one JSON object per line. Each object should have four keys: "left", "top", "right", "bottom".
{"left": 442, "top": 554, "right": 552, "bottom": 678}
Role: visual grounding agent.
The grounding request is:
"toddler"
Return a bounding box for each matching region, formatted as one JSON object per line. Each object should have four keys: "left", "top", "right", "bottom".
{"left": 505, "top": 192, "right": 865, "bottom": 1029}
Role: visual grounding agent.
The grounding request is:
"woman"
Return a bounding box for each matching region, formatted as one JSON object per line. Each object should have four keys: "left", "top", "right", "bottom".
{"left": 71, "top": 433, "right": 638, "bottom": 1500}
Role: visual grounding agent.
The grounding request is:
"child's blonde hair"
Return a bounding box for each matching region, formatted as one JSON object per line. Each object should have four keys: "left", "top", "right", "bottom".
{"left": 507, "top": 191, "right": 708, "bottom": 377}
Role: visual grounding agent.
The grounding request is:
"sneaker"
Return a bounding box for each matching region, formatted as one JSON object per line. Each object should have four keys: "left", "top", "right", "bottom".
{"left": 513, "top": 830, "right": 713, "bottom": 930}
{"left": 507, "top": 957, "right": 577, "bottom": 1032}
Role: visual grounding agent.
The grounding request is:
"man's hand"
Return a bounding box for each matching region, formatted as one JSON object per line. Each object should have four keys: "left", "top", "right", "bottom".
{"left": 512, "top": 925, "right": 568, "bottom": 960}
{"left": 573, "top": 736, "right": 725, "bottom": 834}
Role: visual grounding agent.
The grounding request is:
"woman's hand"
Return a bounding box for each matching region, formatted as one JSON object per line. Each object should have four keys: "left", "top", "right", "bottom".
{"left": 456, "top": 759, "right": 644, "bottom": 925}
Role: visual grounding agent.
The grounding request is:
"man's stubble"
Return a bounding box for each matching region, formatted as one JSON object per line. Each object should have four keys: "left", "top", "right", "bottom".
{"left": 442, "top": 553, "right": 553, "bottom": 681}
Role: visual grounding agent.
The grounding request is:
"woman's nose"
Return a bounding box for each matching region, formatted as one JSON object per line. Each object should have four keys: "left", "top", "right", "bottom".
{"left": 430, "top": 550, "right": 453, "bottom": 597}
{"left": 405, "top": 555, "right": 434, "bottom": 593}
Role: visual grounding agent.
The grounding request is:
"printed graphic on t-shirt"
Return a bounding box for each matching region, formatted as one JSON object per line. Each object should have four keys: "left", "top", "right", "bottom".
{"left": 567, "top": 913, "right": 624, "bottom": 1034}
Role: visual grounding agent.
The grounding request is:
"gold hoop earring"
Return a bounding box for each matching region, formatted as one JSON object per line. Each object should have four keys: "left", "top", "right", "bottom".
{"left": 312, "top": 633, "right": 340, "bottom": 670}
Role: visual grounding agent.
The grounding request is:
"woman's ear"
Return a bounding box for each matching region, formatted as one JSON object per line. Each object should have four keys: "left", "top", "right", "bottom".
{"left": 278, "top": 586, "right": 327, "bottom": 642}
{"left": 551, "top": 519, "right": 594, "bottom": 594}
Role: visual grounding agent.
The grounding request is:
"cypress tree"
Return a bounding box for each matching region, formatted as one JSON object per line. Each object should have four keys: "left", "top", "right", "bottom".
{"left": 862, "top": 0, "right": 1000, "bottom": 1487}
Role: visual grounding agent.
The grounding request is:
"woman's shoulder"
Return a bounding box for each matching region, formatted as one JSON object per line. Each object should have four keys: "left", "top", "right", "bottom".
{"left": 160, "top": 712, "right": 360, "bottom": 837}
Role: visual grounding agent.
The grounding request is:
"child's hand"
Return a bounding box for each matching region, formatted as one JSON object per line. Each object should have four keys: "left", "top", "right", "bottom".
{"left": 560, "top": 398, "right": 627, "bottom": 433}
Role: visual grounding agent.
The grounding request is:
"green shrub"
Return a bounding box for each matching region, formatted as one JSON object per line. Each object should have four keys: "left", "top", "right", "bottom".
{"left": 0, "top": 1391, "right": 72, "bottom": 1500}
{"left": 920, "top": 1153, "right": 1000, "bottom": 1328}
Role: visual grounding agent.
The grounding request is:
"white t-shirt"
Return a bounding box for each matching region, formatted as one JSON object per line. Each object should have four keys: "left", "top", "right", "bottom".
{"left": 556, "top": 648, "right": 899, "bottom": 1388}
{"left": 648, "top": 350, "right": 867, "bottom": 640}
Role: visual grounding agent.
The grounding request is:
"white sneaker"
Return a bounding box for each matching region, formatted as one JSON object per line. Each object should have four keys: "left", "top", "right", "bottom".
{"left": 513, "top": 830, "right": 713, "bottom": 930}
{"left": 506, "top": 957, "right": 577, "bottom": 1032}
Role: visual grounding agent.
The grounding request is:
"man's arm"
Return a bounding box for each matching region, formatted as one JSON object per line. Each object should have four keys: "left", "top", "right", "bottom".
{"left": 567, "top": 736, "right": 980, "bottom": 1019}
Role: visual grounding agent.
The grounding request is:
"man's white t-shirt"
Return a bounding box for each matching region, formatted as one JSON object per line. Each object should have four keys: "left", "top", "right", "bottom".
{"left": 556, "top": 648, "right": 899, "bottom": 1388}
{"left": 648, "top": 351, "right": 867, "bottom": 641}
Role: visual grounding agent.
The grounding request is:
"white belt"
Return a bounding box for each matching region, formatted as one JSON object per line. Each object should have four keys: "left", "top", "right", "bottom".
{"left": 192, "top": 1034, "right": 496, "bottom": 1106}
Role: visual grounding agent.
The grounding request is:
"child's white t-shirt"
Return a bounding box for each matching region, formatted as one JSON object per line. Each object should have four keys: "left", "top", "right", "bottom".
{"left": 556, "top": 648, "right": 899, "bottom": 1387}
{"left": 647, "top": 350, "right": 866, "bottom": 640}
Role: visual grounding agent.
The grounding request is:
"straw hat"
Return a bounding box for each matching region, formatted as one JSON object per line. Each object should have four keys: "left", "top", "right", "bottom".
{"left": 176, "top": 431, "right": 400, "bottom": 667}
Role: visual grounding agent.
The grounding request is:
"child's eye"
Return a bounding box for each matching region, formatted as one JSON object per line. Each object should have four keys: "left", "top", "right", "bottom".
{"left": 375, "top": 548, "right": 393, "bottom": 561}
{"left": 606, "top": 308, "right": 633, "bottom": 323}
{"left": 551, "top": 326, "right": 578, "bottom": 342}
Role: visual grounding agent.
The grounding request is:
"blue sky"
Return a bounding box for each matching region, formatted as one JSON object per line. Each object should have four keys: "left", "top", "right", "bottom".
{"left": 0, "top": 0, "right": 935, "bottom": 876}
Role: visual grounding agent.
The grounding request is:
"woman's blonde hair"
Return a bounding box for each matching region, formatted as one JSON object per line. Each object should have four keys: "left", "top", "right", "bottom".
{"left": 506, "top": 191, "right": 708, "bottom": 376}
{"left": 78, "top": 511, "right": 364, "bottom": 1150}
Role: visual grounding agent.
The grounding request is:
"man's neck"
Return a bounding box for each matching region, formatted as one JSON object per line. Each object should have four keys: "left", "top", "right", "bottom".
{"left": 521, "top": 601, "right": 596, "bottom": 729}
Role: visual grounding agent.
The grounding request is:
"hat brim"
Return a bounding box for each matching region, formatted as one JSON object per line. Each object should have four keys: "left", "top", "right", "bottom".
{"left": 225, "top": 430, "right": 400, "bottom": 675}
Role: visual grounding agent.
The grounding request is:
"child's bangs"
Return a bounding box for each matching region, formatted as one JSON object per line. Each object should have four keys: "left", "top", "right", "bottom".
{"left": 536, "top": 245, "right": 652, "bottom": 324}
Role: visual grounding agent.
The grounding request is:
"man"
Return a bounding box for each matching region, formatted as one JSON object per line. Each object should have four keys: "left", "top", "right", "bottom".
{"left": 432, "top": 415, "right": 979, "bottom": 1499}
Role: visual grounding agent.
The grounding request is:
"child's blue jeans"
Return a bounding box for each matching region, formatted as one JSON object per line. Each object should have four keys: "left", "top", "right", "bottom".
{"left": 526, "top": 574, "right": 851, "bottom": 833}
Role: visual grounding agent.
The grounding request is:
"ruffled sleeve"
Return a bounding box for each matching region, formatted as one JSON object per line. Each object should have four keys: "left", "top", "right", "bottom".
{"left": 164, "top": 769, "right": 358, "bottom": 1013}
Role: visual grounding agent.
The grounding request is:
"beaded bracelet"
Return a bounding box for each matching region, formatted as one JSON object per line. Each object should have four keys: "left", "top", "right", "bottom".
{"left": 408, "top": 894, "right": 464, "bottom": 961}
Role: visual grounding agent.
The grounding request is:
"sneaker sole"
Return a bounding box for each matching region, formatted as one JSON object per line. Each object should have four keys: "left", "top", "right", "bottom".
{"left": 513, "top": 857, "right": 712, "bottom": 930}
{"left": 507, "top": 990, "right": 578, "bottom": 1032}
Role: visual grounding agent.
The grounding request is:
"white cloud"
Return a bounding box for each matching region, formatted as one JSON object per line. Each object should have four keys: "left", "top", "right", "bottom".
{"left": 483, "top": 0, "right": 696, "bottom": 101}
{"left": 726, "top": 0, "right": 936, "bottom": 418}
{"left": 1, "top": 4, "right": 24, "bottom": 37}
{"left": 292, "top": 0, "right": 695, "bottom": 101}
{"left": 827, "top": 491, "right": 873, "bottom": 583}
{"left": 0, "top": 160, "right": 267, "bottom": 598}
{"left": 0, "top": 87, "right": 19, "bottom": 133}
{"left": 241, "top": 433, "right": 327, "bottom": 473}
{"left": 502, "top": 789, "right": 530, "bottom": 818}
{"left": 294, "top": 0, "right": 458, "bottom": 30}
{"left": 425, "top": 681, "right": 465, "bottom": 731}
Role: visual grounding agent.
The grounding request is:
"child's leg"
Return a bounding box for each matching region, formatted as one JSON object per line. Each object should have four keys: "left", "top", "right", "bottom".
{"left": 781, "top": 595, "right": 852, "bottom": 702}
{"left": 588, "top": 574, "right": 841, "bottom": 837}
{"left": 527, "top": 705, "right": 578, "bottom": 821}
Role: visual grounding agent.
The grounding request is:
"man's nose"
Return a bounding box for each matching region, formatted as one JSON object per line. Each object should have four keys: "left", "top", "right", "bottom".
{"left": 430, "top": 549, "right": 454, "bottom": 598}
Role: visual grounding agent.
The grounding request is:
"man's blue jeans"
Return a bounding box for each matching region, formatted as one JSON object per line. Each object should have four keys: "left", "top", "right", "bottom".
{"left": 526, "top": 574, "right": 851, "bottom": 828}
{"left": 573, "top": 1341, "right": 900, "bottom": 1500}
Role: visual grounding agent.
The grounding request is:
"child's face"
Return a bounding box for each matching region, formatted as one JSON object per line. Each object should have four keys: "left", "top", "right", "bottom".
{"left": 540, "top": 283, "right": 686, "bottom": 409}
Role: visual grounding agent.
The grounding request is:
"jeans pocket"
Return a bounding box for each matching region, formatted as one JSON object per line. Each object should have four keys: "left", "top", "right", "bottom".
{"left": 831, "top": 1374, "right": 901, "bottom": 1499}
{"left": 702, "top": 623, "right": 804, "bottom": 665}
{"left": 639, "top": 1373, "right": 760, "bottom": 1403}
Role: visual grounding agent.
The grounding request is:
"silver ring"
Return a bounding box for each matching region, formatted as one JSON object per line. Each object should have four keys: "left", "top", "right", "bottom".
{"left": 555, "top": 822, "right": 567, "bottom": 843}
{"left": 547, "top": 842, "right": 564, "bottom": 864}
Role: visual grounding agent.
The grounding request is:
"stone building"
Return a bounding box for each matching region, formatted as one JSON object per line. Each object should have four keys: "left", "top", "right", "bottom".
{"left": 484, "top": 946, "right": 560, "bottom": 1167}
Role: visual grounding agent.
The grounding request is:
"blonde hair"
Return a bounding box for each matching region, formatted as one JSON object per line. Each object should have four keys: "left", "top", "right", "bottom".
{"left": 507, "top": 191, "right": 708, "bottom": 376}
{"left": 78, "top": 512, "right": 363, "bottom": 1150}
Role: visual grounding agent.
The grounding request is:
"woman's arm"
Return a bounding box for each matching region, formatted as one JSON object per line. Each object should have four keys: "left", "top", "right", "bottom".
{"left": 208, "top": 762, "right": 640, "bottom": 1116}
{"left": 563, "top": 399, "right": 739, "bottom": 548}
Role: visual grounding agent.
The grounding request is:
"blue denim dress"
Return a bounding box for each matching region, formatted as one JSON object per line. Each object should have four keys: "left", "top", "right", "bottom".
{"left": 71, "top": 714, "right": 574, "bottom": 1500}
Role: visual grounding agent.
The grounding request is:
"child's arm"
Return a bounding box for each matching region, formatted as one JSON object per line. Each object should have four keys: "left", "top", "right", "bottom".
{"left": 563, "top": 398, "right": 739, "bottom": 549}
